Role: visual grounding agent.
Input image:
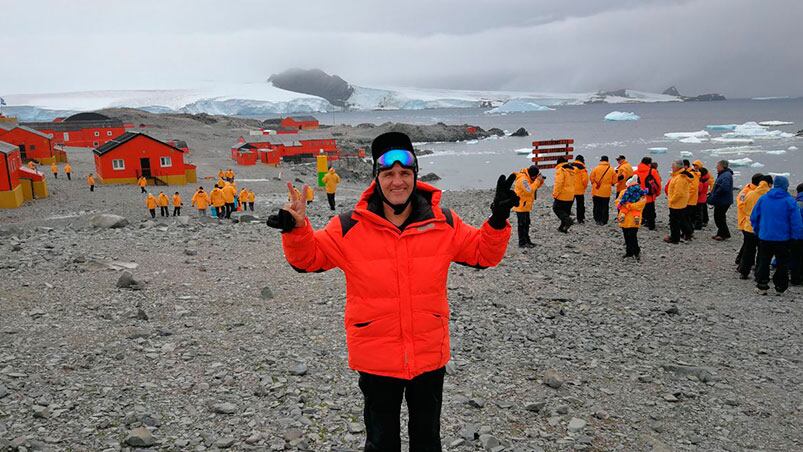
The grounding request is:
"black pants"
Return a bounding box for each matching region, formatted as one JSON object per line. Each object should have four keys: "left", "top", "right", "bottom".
{"left": 552, "top": 199, "right": 573, "bottom": 231}
{"left": 713, "top": 205, "right": 731, "bottom": 238}
{"left": 699, "top": 202, "right": 709, "bottom": 226}
{"left": 141, "top": 187, "right": 146, "bottom": 193}
{"left": 173, "top": 207, "right": 180, "bottom": 216}
{"left": 622, "top": 227, "right": 640, "bottom": 256}
{"left": 755, "top": 240, "right": 791, "bottom": 292}
{"left": 89, "top": 185, "right": 94, "bottom": 192}
{"left": 225, "top": 202, "right": 234, "bottom": 218}
{"left": 642, "top": 201, "right": 656, "bottom": 230}
{"left": 791, "top": 239, "right": 803, "bottom": 285}
{"left": 160, "top": 206, "right": 169, "bottom": 217}
{"left": 66, "top": 173, "right": 71, "bottom": 180}
{"left": 668, "top": 208, "right": 685, "bottom": 243}
{"left": 592, "top": 196, "right": 610, "bottom": 225}
{"left": 739, "top": 231, "right": 758, "bottom": 278}
{"left": 53, "top": 173, "right": 57, "bottom": 178}
{"left": 327, "top": 193, "right": 336, "bottom": 210}
{"left": 149, "top": 209, "right": 156, "bottom": 219}
{"left": 359, "top": 367, "right": 445, "bottom": 452}
{"left": 516, "top": 211, "right": 532, "bottom": 246}
{"left": 248, "top": 202, "right": 254, "bottom": 212}
{"left": 215, "top": 206, "right": 225, "bottom": 218}
{"left": 682, "top": 206, "right": 695, "bottom": 239}
{"left": 574, "top": 195, "right": 585, "bottom": 223}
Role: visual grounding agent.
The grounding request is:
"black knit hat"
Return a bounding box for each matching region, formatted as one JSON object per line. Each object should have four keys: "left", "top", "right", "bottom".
{"left": 371, "top": 132, "right": 415, "bottom": 162}
{"left": 527, "top": 165, "right": 540, "bottom": 178}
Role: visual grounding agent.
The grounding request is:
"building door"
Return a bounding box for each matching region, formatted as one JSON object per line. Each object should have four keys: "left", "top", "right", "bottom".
{"left": 19, "top": 144, "right": 26, "bottom": 161}
{"left": 140, "top": 158, "right": 151, "bottom": 178}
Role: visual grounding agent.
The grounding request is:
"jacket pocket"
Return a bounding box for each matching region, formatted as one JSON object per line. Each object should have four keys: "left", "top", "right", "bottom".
{"left": 411, "top": 311, "right": 448, "bottom": 369}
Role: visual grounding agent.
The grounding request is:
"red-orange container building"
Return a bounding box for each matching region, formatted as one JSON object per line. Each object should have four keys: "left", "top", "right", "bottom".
{"left": 23, "top": 112, "right": 127, "bottom": 149}
{"left": 0, "top": 122, "right": 60, "bottom": 164}
{"left": 93, "top": 132, "right": 196, "bottom": 185}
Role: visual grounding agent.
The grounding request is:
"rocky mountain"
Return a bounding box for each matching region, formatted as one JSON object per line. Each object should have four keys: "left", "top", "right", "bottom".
{"left": 662, "top": 86, "right": 726, "bottom": 102}
{"left": 268, "top": 68, "right": 354, "bottom": 108}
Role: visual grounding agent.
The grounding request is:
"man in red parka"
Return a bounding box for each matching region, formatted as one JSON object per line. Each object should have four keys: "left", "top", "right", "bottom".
{"left": 267, "top": 132, "right": 517, "bottom": 451}
{"left": 634, "top": 157, "right": 662, "bottom": 230}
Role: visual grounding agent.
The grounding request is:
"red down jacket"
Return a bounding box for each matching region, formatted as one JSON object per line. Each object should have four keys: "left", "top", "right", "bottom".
{"left": 282, "top": 181, "right": 511, "bottom": 379}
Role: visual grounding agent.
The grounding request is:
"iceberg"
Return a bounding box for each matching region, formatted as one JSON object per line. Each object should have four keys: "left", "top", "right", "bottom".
{"left": 765, "top": 150, "right": 786, "bottom": 155}
{"left": 750, "top": 162, "right": 765, "bottom": 168}
{"left": 758, "top": 120, "right": 793, "bottom": 126}
{"left": 604, "top": 111, "right": 640, "bottom": 121}
{"left": 727, "top": 158, "right": 753, "bottom": 167}
{"left": 769, "top": 172, "right": 791, "bottom": 178}
{"left": 789, "top": 146, "right": 799, "bottom": 151}
{"left": 680, "top": 136, "right": 705, "bottom": 144}
{"left": 712, "top": 137, "right": 754, "bottom": 145}
{"left": 664, "top": 130, "right": 710, "bottom": 140}
{"left": 486, "top": 99, "right": 554, "bottom": 114}
{"left": 680, "top": 151, "right": 693, "bottom": 157}
{"left": 706, "top": 124, "right": 738, "bottom": 131}
{"left": 722, "top": 121, "right": 795, "bottom": 139}
{"left": 648, "top": 147, "right": 668, "bottom": 154}
{"left": 514, "top": 148, "right": 532, "bottom": 155}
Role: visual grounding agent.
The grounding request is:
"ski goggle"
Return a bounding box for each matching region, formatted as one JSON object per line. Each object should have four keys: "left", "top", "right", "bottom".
{"left": 375, "top": 149, "right": 416, "bottom": 172}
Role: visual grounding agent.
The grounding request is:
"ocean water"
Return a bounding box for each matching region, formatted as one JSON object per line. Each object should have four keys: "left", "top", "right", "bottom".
{"left": 310, "top": 99, "right": 803, "bottom": 191}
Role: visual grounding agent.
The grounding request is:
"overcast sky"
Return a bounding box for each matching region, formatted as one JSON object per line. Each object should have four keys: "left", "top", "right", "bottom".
{"left": 3, "top": 0, "right": 802, "bottom": 97}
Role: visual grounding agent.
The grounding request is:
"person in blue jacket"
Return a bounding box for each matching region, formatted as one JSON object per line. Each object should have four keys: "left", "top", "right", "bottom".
{"left": 750, "top": 176, "right": 803, "bottom": 294}
{"left": 707, "top": 160, "right": 734, "bottom": 240}
{"left": 791, "top": 183, "right": 803, "bottom": 286}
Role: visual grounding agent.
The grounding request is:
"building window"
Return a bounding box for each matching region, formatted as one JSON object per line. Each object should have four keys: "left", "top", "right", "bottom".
{"left": 63, "top": 132, "right": 69, "bottom": 141}
{"left": 30, "top": 145, "right": 36, "bottom": 150}
{"left": 159, "top": 156, "right": 172, "bottom": 167}
{"left": 112, "top": 159, "right": 125, "bottom": 170}
{"left": 107, "top": 131, "right": 113, "bottom": 136}
{"left": 94, "top": 131, "right": 100, "bottom": 137}
{"left": 93, "top": 142, "right": 98, "bottom": 147}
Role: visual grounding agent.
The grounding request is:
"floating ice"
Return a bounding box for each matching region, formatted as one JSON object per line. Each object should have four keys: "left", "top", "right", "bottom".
{"left": 648, "top": 147, "right": 668, "bottom": 154}
{"left": 664, "top": 130, "right": 710, "bottom": 140}
{"left": 728, "top": 158, "right": 754, "bottom": 167}
{"left": 680, "top": 136, "right": 706, "bottom": 144}
{"left": 722, "top": 121, "right": 795, "bottom": 139}
{"left": 706, "top": 124, "right": 738, "bottom": 131}
{"left": 758, "top": 120, "right": 793, "bottom": 126}
{"left": 465, "top": 140, "right": 479, "bottom": 145}
{"left": 712, "top": 137, "right": 754, "bottom": 145}
{"left": 486, "top": 99, "right": 554, "bottom": 114}
{"left": 750, "top": 162, "right": 765, "bottom": 168}
{"left": 765, "top": 150, "right": 786, "bottom": 155}
{"left": 789, "top": 146, "right": 799, "bottom": 151}
{"left": 680, "top": 151, "right": 693, "bottom": 157}
{"left": 514, "top": 148, "right": 532, "bottom": 155}
{"left": 604, "top": 111, "right": 640, "bottom": 121}
{"left": 769, "top": 172, "right": 790, "bottom": 178}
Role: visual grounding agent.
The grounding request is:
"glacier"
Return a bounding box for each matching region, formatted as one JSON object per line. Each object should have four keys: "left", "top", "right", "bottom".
{"left": 604, "top": 111, "right": 640, "bottom": 121}
{"left": 486, "top": 99, "right": 553, "bottom": 114}
{"left": 758, "top": 120, "right": 793, "bottom": 126}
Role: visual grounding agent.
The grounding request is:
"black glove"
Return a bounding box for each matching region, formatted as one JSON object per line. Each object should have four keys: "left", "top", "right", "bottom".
{"left": 266, "top": 209, "right": 297, "bottom": 233}
{"left": 488, "top": 174, "right": 519, "bottom": 230}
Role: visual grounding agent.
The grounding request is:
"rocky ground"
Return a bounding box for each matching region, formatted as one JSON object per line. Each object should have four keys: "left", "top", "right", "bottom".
{"left": 0, "top": 112, "right": 801, "bottom": 451}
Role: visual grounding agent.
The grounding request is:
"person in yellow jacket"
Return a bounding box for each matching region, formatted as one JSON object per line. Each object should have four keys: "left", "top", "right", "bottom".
{"left": 210, "top": 184, "right": 226, "bottom": 218}
{"left": 664, "top": 160, "right": 693, "bottom": 243}
{"left": 304, "top": 184, "right": 314, "bottom": 205}
{"left": 247, "top": 189, "right": 255, "bottom": 211}
{"left": 87, "top": 174, "right": 95, "bottom": 192}
{"left": 138, "top": 176, "right": 147, "bottom": 193}
{"left": 322, "top": 167, "right": 341, "bottom": 211}
{"left": 614, "top": 155, "right": 634, "bottom": 195}
{"left": 552, "top": 157, "right": 576, "bottom": 233}
{"left": 572, "top": 155, "right": 589, "bottom": 224}
{"left": 64, "top": 163, "right": 72, "bottom": 180}
{"left": 217, "top": 177, "right": 226, "bottom": 188}
{"left": 616, "top": 175, "right": 648, "bottom": 260}
{"left": 145, "top": 192, "right": 158, "bottom": 219}
{"left": 735, "top": 173, "right": 762, "bottom": 267}
{"left": 222, "top": 182, "right": 237, "bottom": 218}
{"left": 225, "top": 168, "right": 235, "bottom": 182}
{"left": 191, "top": 187, "right": 210, "bottom": 216}
{"left": 239, "top": 188, "right": 248, "bottom": 212}
{"left": 738, "top": 175, "right": 772, "bottom": 279}
{"left": 157, "top": 191, "right": 169, "bottom": 217}
{"left": 172, "top": 192, "right": 183, "bottom": 216}
{"left": 50, "top": 162, "right": 58, "bottom": 179}
{"left": 218, "top": 169, "right": 225, "bottom": 180}
{"left": 684, "top": 160, "right": 701, "bottom": 240}
{"left": 512, "top": 165, "right": 544, "bottom": 248}
{"left": 590, "top": 155, "right": 616, "bottom": 225}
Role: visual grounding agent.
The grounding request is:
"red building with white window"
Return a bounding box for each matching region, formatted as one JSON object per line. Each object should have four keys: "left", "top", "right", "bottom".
{"left": 23, "top": 112, "right": 127, "bottom": 148}
{"left": 232, "top": 132, "right": 339, "bottom": 166}
{"left": 93, "top": 132, "right": 196, "bottom": 185}
{"left": 279, "top": 115, "right": 319, "bottom": 131}
{"left": 0, "top": 122, "right": 60, "bottom": 164}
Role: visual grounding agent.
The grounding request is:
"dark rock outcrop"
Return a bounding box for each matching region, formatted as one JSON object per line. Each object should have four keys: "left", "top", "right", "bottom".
{"left": 662, "top": 86, "right": 681, "bottom": 96}
{"left": 268, "top": 68, "right": 354, "bottom": 108}
{"left": 684, "top": 93, "right": 726, "bottom": 102}
{"left": 419, "top": 173, "right": 441, "bottom": 182}
{"left": 510, "top": 127, "right": 529, "bottom": 137}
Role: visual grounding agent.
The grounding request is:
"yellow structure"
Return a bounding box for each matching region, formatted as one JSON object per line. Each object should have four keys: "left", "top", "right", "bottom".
{"left": 0, "top": 184, "right": 24, "bottom": 208}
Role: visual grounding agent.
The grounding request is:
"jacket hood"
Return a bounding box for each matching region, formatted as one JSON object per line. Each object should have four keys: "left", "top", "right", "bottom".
{"left": 796, "top": 192, "right": 803, "bottom": 202}
{"left": 773, "top": 175, "right": 789, "bottom": 191}
{"left": 719, "top": 168, "right": 734, "bottom": 176}
{"left": 767, "top": 187, "right": 791, "bottom": 199}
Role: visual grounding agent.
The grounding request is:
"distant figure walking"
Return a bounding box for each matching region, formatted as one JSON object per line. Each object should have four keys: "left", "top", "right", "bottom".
{"left": 616, "top": 175, "right": 647, "bottom": 260}
{"left": 552, "top": 157, "right": 576, "bottom": 233}
{"left": 590, "top": 156, "right": 616, "bottom": 225}
{"left": 87, "top": 174, "right": 95, "bottom": 192}
{"left": 138, "top": 176, "right": 147, "bottom": 193}
{"left": 322, "top": 167, "right": 341, "bottom": 211}
{"left": 64, "top": 163, "right": 72, "bottom": 180}
{"left": 146, "top": 192, "right": 157, "bottom": 219}
{"left": 573, "top": 155, "right": 588, "bottom": 224}
{"left": 158, "top": 191, "right": 169, "bottom": 217}
{"left": 191, "top": 187, "right": 210, "bottom": 216}
{"left": 50, "top": 162, "right": 58, "bottom": 179}
{"left": 513, "top": 164, "right": 544, "bottom": 248}
{"left": 172, "top": 192, "right": 182, "bottom": 216}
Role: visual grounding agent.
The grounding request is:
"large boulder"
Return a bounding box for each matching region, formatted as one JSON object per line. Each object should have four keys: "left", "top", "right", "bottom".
{"left": 90, "top": 214, "right": 129, "bottom": 229}
{"left": 510, "top": 127, "right": 529, "bottom": 137}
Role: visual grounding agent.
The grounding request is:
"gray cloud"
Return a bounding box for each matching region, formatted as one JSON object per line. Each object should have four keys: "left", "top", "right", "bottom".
{"left": 2, "top": 0, "right": 801, "bottom": 98}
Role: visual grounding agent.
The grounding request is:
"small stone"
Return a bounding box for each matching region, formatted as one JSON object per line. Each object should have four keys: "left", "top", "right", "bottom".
{"left": 245, "top": 432, "right": 262, "bottom": 444}
{"left": 479, "top": 434, "right": 500, "bottom": 451}
{"left": 0, "top": 385, "right": 8, "bottom": 398}
{"left": 468, "top": 398, "right": 485, "bottom": 409}
{"left": 525, "top": 401, "right": 546, "bottom": 412}
{"left": 116, "top": 271, "right": 143, "bottom": 290}
{"left": 567, "top": 417, "right": 587, "bottom": 433}
{"left": 136, "top": 308, "right": 149, "bottom": 321}
{"left": 543, "top": 369, "right": 565, "bottom": 389}
{"left": 290, "top": 363, "right": 307, "bottom": 376}
{"left": 125, "top": 426, "right": 155, "bottom": 447}
{"left": 215, "top": 437, "right": 236, "bottom": 448}
{"left": 556, "top": 405, "right": 569, "bottom": 415}
{"left": 348, "top": 423, "right": 364, "bottom": 433}
{"left": 184, "top": 248, "right": 197, "bottom": 256}
{"left": 665, "top": 306, "right": 680, "bottom": 315}
{"left": 32, "top": 405, "right": 49, "bottom": 418}
{"left": 212, "top": 402, "right": 238, "bottom": 414}
{"left": 459, "top": 424, "right": 478, "bottom": 441}
{"left": 284, "top": 429, "right": 304, "bottom": 441}
{"left": 663, "top": 393, "right": 679, "bottom": 403}
{"left": 260, "top": 286, "right": 274, "bottom": 300}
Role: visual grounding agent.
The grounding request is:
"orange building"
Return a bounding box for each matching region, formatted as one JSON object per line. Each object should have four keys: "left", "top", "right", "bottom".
{"left": 0, "top": 140, "right": 48, "bottom": 208}
{"left": 93, "top": 132, "right": 196, "bottom": 185}
{"left": 23, "top": 112, "right": 127, "bottom": 148}
{"left": 233, "top": 132, "right": 339, "bottom": 165}
{"left": 280, "top": 115, "right": 319, "bottom": 131}
{"left": 0, "top": 122, "right": 60, "bottom": 164}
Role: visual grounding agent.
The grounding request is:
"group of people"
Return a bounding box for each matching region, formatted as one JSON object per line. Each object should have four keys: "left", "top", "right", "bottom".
{"left": 186, "top": 182, "right": 255, "bottom": 219}
{"left": 512, "top": 154, "right": 803, "bottom": 279}
{"left": 145, "top": 191, "right": 182, "bottom": 218}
